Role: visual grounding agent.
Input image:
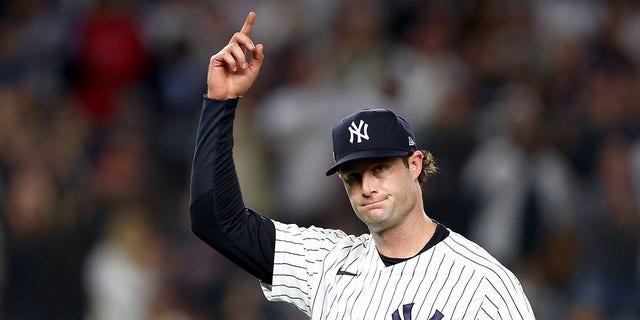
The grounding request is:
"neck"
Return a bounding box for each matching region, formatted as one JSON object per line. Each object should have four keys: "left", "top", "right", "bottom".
{"left": 372, "top": 210, "right": 436, "bottom": 259}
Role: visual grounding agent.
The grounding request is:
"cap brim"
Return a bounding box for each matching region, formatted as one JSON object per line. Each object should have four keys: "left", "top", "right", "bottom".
{"left": 325, "top": 149, "right": 412, "bottom": 176}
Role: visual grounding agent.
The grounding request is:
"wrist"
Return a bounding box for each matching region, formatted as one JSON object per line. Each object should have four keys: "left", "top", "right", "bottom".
{"left": 205, "top": 92, "right": 231, "bottom": 100}
{"left": 203, "top": 94, "right": 240, "bottom": 102}
{"left": 206, "top": 91, "right": 243, "bottom": 100}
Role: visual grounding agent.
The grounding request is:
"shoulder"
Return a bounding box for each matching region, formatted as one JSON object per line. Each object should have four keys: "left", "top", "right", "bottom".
{"left": 273, "top": 220, "right": 370, "bottom": 251}
{"left": 439, "top": 230, "right": 535, "bottom": 319}
{"left": 439, "top": 230, "right": 535, "bottom": 317}
{"left": 439, "top": 229, "right": 520, "bottom": 284}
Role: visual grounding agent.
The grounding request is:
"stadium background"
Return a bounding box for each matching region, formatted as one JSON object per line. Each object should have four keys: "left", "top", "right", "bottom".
{"left": 0, "top": 0, "right": 639, "bottom": 319}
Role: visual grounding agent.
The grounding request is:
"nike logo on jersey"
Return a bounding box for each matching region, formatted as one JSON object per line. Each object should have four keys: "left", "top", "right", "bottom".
{"left": 336, "top": 269, "right": 357, "bottom": 276}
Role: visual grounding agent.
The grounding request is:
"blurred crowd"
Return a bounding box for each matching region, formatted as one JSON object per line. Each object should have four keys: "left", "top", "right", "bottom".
{"left": 0, "top": 0, "right": 639, "bottom": 319}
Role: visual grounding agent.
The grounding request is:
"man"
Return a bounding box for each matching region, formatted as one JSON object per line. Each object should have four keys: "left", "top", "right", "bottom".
{"left": 190, "top": 12, "right": 535, "bottom": 319}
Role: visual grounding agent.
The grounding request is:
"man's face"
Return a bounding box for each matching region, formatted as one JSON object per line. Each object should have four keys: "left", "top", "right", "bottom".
{"left": 338, "top": 153, "right": 422, "bottom": 233}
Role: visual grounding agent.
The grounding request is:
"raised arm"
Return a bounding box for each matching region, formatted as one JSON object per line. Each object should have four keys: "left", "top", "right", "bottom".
{"left": 190, "top": 12, "right": 275, "bottom": 283}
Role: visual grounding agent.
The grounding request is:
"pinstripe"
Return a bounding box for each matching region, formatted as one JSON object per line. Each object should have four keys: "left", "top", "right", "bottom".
{"left": 322, "top": 254, "right": 352, "bottom": 319}
{"left": 333, "top": 272, "right": 358, "bottom": 319}
{"left": 441, "top": 265, "right": 465, "bottom": 311}
{"left": 272, "top": 273, "right": 306, "bottom": 283}
{"left": 262, "top": 223, "right": 533, "bottom": 319}
{"left": 314, "top": 250, "right": 332, "bottom": 320}
{"left": 462, "top": 276, "right": 486, "bottom": 318}
{"left": 348, "top": 245, "right": 379, "bottom": 319}
{"left": 332, "top": 244, "right": 364, "bottom": 320}
{"left": 485, "top": 296, "right": 498, "bottom": 309}
{"left": 270, "top": 293, "right": 306, "bottom": 304}
{"left": 340, "top": 277, "right": 359, "bottom": 320}
{"left": 271, "top": 283, "right": 305, "bottom": 293}
{"left": 479, "top": 306, "right": 495, "bottom": 320}
{"left": 450, "top": 269, "right": 475, "bottom": 317}
{"left": 383, "top": 253, "right": 421, "bottom": 316}
{"left": 446, "top": 235, "right": 525, "bottom": 316}
{"left": 319, "top": 240, "right": 367, "bottom": 319}
{"left": 427, "top": 260, "right": 455, "bottom": 317}
{"left": 446, "top": 235, "right": 516, "bottom": 289}
{"left": 409, "top": 247, "right": 436, "bottom": 303}
{"left": 275, "top": 250, "right": 304, "bottom": 257}
{"left": 380, "top": 262, "right": 409, "bottom": 317}
{"left": 368, "top": 265, "right": 396, "bottom": 318}
{"left": 444, "top": 239, "right": 523, "bottom": 319}
{"left": 274, "top": 261, "right": 306, "bottom": 269}
{"left": 414, "top": 252, "right": 446, "bottom": 317}
{"left": 395, "top": 245, "right": 435, "bottom": 320}
{"left": 497, "top": 302, "right": 506, "bottom": 320}
{"left": 483, "top": 279, "right": 513, "bottom": 319}
{"left": 361, "top": 264, "right": 384, "bottom": 319}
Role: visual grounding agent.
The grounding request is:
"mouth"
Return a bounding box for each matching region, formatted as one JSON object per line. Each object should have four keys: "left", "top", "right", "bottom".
{"left": 361, "top": 199, "right": 386, "bottom": 209}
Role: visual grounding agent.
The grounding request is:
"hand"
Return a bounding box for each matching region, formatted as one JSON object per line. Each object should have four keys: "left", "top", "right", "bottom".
{"left": 207, "top": 12, "right": 264, "bottom": 100}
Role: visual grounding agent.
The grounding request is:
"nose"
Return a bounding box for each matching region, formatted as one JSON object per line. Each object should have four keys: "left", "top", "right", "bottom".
{"left": 361, "top": 171, "right": 377, "bottom": 197}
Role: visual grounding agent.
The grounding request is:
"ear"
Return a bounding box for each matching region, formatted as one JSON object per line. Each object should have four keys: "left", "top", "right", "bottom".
{"left": 408, "top": 151, "right": 423, "bottom": 181}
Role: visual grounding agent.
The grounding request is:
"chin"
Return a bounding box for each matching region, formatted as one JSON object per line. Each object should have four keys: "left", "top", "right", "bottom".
{"left": 361, "top": 214, "right": 391, "bottom": 231}
{"left": 366, "top": 221, "right": 392, "bottom": 234}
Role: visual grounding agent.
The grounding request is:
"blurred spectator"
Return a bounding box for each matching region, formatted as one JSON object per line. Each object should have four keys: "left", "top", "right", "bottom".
{"left": 92, "top": 129, "right": 151, "bottom": 205}
{"left": 4, "top": 0, "right": 67, "bottom": 101}
{"left": 390, "top": 2, "right": 467, "bottom": 132}
{"left": 2, "top": 164, "right": 58, "bottom": 319}
{"left": 255, "top": 39, "right": 381, "bottom": 222}
{"left": 633, "top": 140, "right": 640, "bottom": 213}
{"left": 534, "top": 0, "right": 604, "bottom": 45}
{"left": 71, "top": 0, "right": 148, "bottom": 125}
{"left": 462, "top": 83, "right": 578, "bottom": 266}
{"left": 142, "top": 0, "right": 209, "bottom": 114}
{"left": 0, "top": 1, "right": 639, "bottom": 319}
{"left": 84, "top": 204, "right": 161, "bottom": 320}
{"left": 571, "top": 133, "right": 639, "bottom": 319}
{"left": 415, "top": 83, "right": 476, "bottom": 235}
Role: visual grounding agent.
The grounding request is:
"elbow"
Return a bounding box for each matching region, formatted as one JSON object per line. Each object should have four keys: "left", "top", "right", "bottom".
{"left": 190, "top": 216, "right": 203, "bottom": 239}
{"left": 190, "top": 209, "right": 217, "bottom": 248}
{"left": 188, "top": 198, "right": 210, "bottom": 241}
{"left": 188, "top": 196, "right": 227, "bottom": 249}
{"left": 190, "top": 217, "right": 210, "bottom": 242}
{"left": 188, "top": 191, "right": 246, "bottom": 247}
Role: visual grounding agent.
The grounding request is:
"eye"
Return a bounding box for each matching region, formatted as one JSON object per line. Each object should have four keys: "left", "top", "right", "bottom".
{"left": 343, "top": 172, "right": 361, "bottom": 184}
{"left": 371, "top": 161, "right": 394, "bottom": 176}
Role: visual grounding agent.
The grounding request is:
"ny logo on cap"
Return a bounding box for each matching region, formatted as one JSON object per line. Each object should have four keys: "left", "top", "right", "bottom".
{"left": 348, "top": 120, "right": 369, "bottom": 144}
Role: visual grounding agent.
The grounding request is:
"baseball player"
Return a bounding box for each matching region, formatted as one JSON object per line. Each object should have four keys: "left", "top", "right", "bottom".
{"left": 190, "top": 12, "right": 536, "bottom": 319}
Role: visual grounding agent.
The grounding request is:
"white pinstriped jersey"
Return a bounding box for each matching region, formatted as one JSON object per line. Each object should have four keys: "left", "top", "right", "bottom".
{"left": 261, "top": 221, "right": 535, "bottom": 319}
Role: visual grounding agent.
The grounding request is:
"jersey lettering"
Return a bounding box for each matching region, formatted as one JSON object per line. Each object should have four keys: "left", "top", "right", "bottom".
{"left": 391, "top": 303, "right": 414, "bottom": 320}
{"left": 430, "top": 310, "right": 444, "bottom": 320}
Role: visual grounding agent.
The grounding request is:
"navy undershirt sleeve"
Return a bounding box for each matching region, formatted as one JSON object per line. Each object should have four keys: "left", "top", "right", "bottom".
{"left": 189, "top": 97, "right": 276, "bottom": 284}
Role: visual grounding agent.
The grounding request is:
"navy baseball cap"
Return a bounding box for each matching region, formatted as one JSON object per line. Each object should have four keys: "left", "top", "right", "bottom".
{"left": 326, "top": 108, "right": 418, "bottom": 176}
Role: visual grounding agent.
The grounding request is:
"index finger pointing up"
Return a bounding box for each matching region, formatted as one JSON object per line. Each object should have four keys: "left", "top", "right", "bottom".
{"left": 240, "top": 12, "right": 256, "bottom": 36}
